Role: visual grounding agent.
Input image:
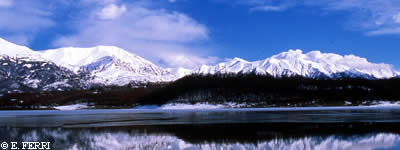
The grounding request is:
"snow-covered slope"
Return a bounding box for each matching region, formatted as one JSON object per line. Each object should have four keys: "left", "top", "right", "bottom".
{"left": 194, "top": 49, "right": 399, "bottom": 79}
{"left": 40, "top": 46, "right": 176, "bottom": 85}
{"left": 0, "top": 38, "right": 44, "bottom": 61}
{"left": 0, "top": 38, "right": 88, "bottom": 93}
{"left": 0, "top": 56, "right": 88, "bottom": 93}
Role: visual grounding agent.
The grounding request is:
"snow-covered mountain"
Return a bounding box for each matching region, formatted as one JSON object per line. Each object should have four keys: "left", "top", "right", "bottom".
{"left": 0, "top": 38, "right": 88, "bottom": 93}
{"left": 194, "top": 49, "right": 400, "bottom": 79}
{"left": 40, "top": 46, "right": 176, "bottom": 85}
{"left": 0, "top": 37, "right": 178, "bottom": 93}
{"left": 1, "top": 37, "right": 399, "bottom": 93}
{"left": 0, "top": 56, "right": 89, "bottom": 93}
{"left": 0, "top": 38, "right": 44, "bottom": 61}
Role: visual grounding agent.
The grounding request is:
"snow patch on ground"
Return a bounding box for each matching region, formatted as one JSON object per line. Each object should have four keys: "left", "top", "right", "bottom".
{"left": 135, "top": 101, "right": 400, "bottom": 110}
{"left": 369, "top": 101, "right": 400, "bottom": 107}
{"left": 135, "top": 102, "right": 248, "bottom": 110}
{"left": 160, "top": 103, "right": 226, "bottom": 109}
{"left": 54, "top": 104, "right": 89, "bottom": 110}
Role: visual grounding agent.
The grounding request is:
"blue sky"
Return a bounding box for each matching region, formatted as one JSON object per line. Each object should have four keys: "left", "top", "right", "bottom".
{"left": 0, "top": 0, "right": 400, "bottom": 69}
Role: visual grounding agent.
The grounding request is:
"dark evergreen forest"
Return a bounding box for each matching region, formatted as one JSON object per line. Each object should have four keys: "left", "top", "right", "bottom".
{"left": 1, "top": 73, "right": 400, "bottom": 109}
{"left": 139, "top": 73, "right": 400, "bottom": 107}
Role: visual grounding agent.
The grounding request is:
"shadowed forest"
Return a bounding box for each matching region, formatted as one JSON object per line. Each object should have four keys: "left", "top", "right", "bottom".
{"left": 1, "top": 73, "right": 400, "bottom": 109}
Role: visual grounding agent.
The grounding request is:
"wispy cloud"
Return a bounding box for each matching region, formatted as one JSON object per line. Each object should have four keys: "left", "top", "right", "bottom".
{"left": 97, "top": 4, "right": 127, "bottom": 20}
{"left": 222, "top": 0, "right": 400, "bottom": 36}
{"left": 0, "top": 0, "right": 12, "bottom": 8}
{"left": 233, "top": 0, "right": 297, "bottom": 12}
{"left": 0, "top": 1, "right": 56, "bottom": 45}
{"left": 366, "top": 27, "right": 400, "bottom": 36}
{"left": 305, "top": 0, "right": 400, "bottom": 36}
{"left": 250, "top": 5, "right": 289, "bottom": 12}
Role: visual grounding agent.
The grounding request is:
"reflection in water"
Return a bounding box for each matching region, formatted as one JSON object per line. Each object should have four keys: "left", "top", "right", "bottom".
{"left": 1, "top": 126, "right": 400, "bottom": 150}
{"left": 2, "top": 108, "right": 400, "bottom": 149}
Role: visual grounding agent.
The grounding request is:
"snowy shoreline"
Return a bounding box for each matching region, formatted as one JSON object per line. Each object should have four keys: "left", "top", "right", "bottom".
{"left": 54, "top": 103, "right": 91, "bottom": 110}
{"left": 134, "top": 101, "right": 400, "bottom": 110}
{"left": 23, "top": 101, "right": 400, "bottom": 110}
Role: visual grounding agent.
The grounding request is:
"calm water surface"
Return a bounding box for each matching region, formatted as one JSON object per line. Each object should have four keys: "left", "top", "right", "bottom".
{"left": 1, "top": 107, "right": 400, "bottom": 150}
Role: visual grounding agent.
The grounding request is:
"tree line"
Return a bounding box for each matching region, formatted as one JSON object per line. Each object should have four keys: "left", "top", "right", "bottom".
{"left": 1, "top": 73, "right": 400, "bottom": 109}
{"left": 138, "top": 73, "right": 400, "bottom": 106}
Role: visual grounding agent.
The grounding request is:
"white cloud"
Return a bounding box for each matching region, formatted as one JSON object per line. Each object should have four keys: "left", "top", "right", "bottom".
{"left": 158, "top": 53, "right": 220, "bottom": 68}
{"left": 97, "top": 4, "right": 127, "bottom": 20}
{"left": 53, "top": 2, "right": 215, "bottom": 68}
{"left": 393, "top": 12, "right": 400, "bottom": 23}
{"left": 0, "top": 0, "right": 12, "bottom": 7}
{"left": 250, "top": 5, "right": 288, "bottom": 12}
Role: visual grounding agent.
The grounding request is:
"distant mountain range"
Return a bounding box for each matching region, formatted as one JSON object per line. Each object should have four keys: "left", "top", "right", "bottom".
{"left": 0, "top": 37, "right": 399, "bottom": 93}
{"left": 194, "top": 50, "right": 399, "bottom": 79}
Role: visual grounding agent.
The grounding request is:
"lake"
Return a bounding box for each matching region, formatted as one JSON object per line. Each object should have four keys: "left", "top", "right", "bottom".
{"left": 1, "top": 107, "right": 400, "bottom": 150}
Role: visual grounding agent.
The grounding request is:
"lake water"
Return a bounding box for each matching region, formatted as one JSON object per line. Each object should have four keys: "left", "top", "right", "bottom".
{"left": 1, "top": 107, "right": 400, "bottom": 150}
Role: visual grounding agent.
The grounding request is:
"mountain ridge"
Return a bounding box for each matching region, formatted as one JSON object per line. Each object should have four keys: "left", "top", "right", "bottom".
{"left": 40, "top": 46, "right": 176, "bottom": 85}
{"left": 194, "top": 49, "right": 399, "bottom": 79}
{"left": 0, "top": 37, "right": 399, "bottom": 93}
{"left": 0, "top": 38, "right": 45, "bottom": 61}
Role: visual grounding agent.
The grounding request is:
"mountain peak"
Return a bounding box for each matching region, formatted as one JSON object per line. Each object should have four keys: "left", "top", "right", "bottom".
{"left": 195, "top": 49, "right": 399, "bottom": 79}
{"left": 231, "top": 57, "right": 248, "bottom": 62}
{"left": 40, "top": 45, "right": 176, "bottom": 85}
{"left": 0, "top": 37, "right": 44, "bottom": 60}
{"left": 1, "top": 36, "right": 399, "bottom": 89}
{"left": 40, "top": 46, "right": 150, "bottom": 69}
{"left": 0, "top": 37, "right": 18, "bottom": 45}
